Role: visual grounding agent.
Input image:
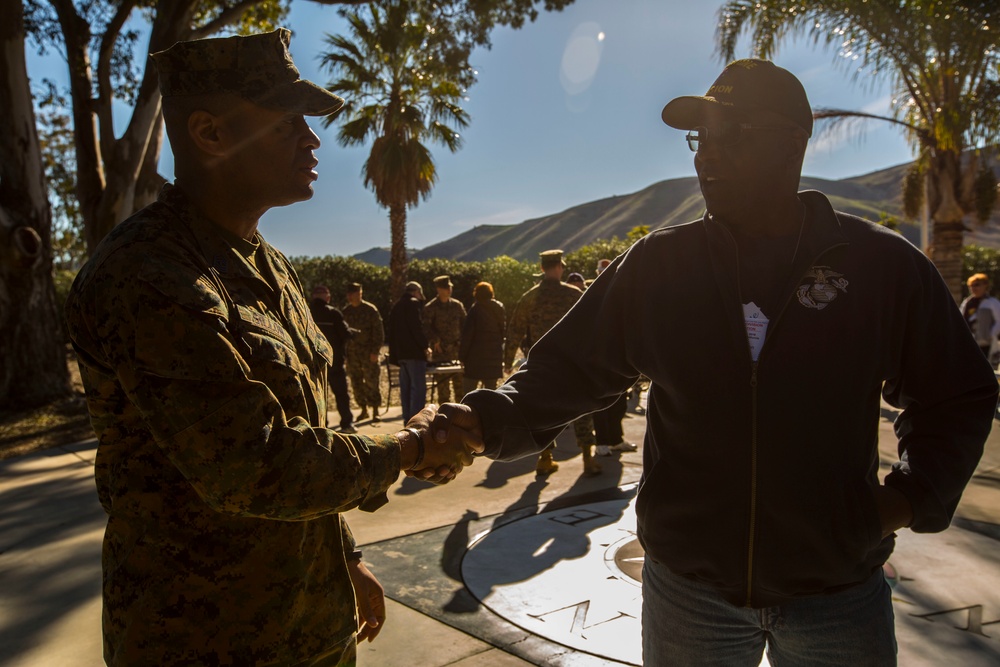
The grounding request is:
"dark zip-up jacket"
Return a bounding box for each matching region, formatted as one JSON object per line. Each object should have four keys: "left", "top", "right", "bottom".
{"left": 388, "top": 293, "right": 428, "bottom": 363}
{"left": 464, "top": 190, "right": 997, "bottom": 608}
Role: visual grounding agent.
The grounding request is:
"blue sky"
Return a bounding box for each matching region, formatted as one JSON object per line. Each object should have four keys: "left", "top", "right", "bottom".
{"left": 30, "top": 0, "right": 916, "bottom": 258}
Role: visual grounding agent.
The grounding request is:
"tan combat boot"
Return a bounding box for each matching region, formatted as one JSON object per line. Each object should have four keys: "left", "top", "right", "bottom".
{"left": 536, "top": 450, "right": 559, "bottom": 476}
{"left": 581, "top": 446, "right": 602, "bottom": 476}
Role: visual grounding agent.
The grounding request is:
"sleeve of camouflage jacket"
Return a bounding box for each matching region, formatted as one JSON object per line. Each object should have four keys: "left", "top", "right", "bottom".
{"left": 71, "top": 256, "right": 401, "bottom": 519}
{"left": 366, "top": 303, "right": 385, "bottom": 356}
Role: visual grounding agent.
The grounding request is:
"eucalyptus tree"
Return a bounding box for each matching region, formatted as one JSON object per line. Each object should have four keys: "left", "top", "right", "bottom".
{"left": 4, "top": 0, "right": 574, "bottom": 407}
{"left": 319, "top": 1, "right": 473, "bottom": 297}
{"left": 716, "top": 0, "right": 1000, "bottom": 300}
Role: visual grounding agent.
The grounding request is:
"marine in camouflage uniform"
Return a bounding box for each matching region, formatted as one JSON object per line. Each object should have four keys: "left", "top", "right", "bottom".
{"left": 342, "top": 283, "right": 384, "bottom": 419}
{"left": 424, "top": 275, "right": 467, "bottom": 403}
{"left": 63, "top": 29, "right": 434, "bottom": 667}
{"left": 505, "top": 251, "right": 600, "bottom": 476}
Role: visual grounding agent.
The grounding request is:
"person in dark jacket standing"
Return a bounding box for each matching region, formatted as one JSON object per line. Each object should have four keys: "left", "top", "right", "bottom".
{"left": 432, "top": 59, "right": 998, "bottom": 666}
{"left": 389, "top": 281, "right": 431, "bottom": 422}
{"left": 309, "top": 285, "right": 356, "bottom": 433}
{"left": 459, "top": 281, "right": 506, "bottom": 393}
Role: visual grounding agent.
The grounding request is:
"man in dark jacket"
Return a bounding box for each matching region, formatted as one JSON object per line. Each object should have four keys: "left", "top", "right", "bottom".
{"left": 389, "top": 281, "right": 431, "bottom": 422}
{"left": 434, "top": 60, "right": 998, "bottom": 665}
{"left": 310, "top": 285, "right": 356, "bottom": 433}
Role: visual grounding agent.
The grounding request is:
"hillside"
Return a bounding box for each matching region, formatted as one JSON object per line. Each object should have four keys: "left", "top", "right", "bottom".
{"left": 354, "top": 159, "right": 1000, "bottom": 264}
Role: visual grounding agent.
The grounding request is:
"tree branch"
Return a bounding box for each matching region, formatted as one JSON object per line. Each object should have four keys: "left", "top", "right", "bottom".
{"left": 96, "top": 0, "right": 138, "bottom": 160}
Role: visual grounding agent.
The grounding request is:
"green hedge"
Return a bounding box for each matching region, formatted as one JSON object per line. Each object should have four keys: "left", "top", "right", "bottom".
{"left": 289, "top": 254, "right": 539, "bottom": 319}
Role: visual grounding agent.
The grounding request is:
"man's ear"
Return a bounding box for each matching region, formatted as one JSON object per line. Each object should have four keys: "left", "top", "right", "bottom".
{"left": 188, "top": 109, "right": 227, "bottom": 157}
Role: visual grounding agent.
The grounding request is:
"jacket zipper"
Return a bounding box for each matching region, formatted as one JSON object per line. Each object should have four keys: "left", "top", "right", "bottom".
{"left": 746, "top": 362, "right": 759, "bottom": 607}
{"left": 737, "top": 236, "right": 849, "bottom": 607}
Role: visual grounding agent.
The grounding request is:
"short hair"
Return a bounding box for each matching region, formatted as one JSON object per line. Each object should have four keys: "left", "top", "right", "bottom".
{"left": 474, "top": 281, "right": 494, "bottom": 303}
{"left": 968, "top": 273, "right": 990, "bottom": 287}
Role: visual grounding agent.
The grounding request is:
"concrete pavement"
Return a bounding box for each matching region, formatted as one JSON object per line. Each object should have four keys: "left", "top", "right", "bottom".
{"left": 1, "top": 402, "right": 998, "bottom": 666}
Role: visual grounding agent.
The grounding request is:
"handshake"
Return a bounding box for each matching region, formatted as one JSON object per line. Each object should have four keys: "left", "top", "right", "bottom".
{"left": 396, "top": 403, "right": 485, "bottom": 484}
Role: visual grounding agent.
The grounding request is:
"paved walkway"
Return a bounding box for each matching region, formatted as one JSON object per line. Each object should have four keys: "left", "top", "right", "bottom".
{"left": 1, "top": 403, "right": 998, "bottom": 666}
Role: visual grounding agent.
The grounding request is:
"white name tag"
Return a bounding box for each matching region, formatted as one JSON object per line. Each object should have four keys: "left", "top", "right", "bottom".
{"left": 743, "top": 301, "right": 769, "bottom": 361}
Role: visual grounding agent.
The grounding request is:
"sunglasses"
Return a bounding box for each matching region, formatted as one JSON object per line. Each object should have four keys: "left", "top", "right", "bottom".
{"left": 685, "top": 122, "right": 795, "bottom": 152}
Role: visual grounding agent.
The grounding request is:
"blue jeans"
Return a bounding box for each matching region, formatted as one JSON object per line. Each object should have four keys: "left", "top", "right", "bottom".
{"left": 641, "top": 559, "right": 896, "bottom": 666}
{"left": 398, "top": 359, "right": 427, "bottom": 423}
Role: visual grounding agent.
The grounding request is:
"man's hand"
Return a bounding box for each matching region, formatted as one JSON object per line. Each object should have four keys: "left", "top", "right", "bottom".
{"left": 873, "top": 484, "right": 913, "bottom": 539}
{"left": 347, "top": 559, "right": 385, "bottom": 643}
{"left": 416, "top": 403, "right": 485, "bottom": 483}
{"left": 399, "top": 405, "right": 484, "bottom": 483}
{"left": 430, "top": 402, "right": 484, "bottom": 446}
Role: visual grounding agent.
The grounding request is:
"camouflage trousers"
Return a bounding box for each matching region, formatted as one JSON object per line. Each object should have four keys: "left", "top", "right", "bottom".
{"left": 538, "top": 414, "right": 595, "bottom": 461}
{"left": 572, "top": 414, "right": 596, "bottom": 448}
{"left": 346, "top": 358, "right": 382, "bottom": 409}
{"left": 434, "top": 370, "right": 464, "bottom": 404}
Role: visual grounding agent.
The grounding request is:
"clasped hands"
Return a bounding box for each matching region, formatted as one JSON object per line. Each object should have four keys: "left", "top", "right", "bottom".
{"left": 399, "top": 403, "right": 484, "bottom": 484}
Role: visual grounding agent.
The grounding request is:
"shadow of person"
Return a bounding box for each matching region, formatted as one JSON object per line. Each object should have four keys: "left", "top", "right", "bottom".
{"left": 440, "top": 509, "right": 482, "bottom": 613}
{"left": 440, "top": 479, "right": 552, "bottom": 614}
{"left": 455, "top": 447, "right": 631, "bottom": 608}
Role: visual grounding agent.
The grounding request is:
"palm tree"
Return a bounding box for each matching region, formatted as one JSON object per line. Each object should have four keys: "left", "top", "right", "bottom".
{"left": 715, "top": 0, "right": 1000, "bottom": 300}
{"left": 321, "top": 1, "right": 472, "bottom": 298}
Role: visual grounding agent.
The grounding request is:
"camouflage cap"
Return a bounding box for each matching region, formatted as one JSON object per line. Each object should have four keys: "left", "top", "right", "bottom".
{"left": 539, "top": 249, "right": 565, "bottom": 269}
{"left": 151, "top": 28, "right": 344, "bottom": 116}
{"left": 433, "top": 275, "right": 453, "bottom": 288}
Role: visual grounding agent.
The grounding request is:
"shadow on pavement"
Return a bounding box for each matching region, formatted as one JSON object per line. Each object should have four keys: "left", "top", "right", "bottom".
{"left": 0, "top": 452, "right": 105, "bottom": 664}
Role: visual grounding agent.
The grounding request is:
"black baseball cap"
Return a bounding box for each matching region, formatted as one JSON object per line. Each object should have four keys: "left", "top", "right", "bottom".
{"left": 661, "top": 59, "right": 812, "bottom": 136}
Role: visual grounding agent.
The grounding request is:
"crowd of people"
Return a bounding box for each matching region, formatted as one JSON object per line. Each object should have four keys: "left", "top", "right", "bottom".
{"left": 64, "top": 27, "right": 997, "bottom": 667}
{"left": 312, "top": 251, "right": 640, "bottom": 475}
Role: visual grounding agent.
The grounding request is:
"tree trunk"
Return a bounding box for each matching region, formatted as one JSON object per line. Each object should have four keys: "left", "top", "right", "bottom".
{"left": 0, "top": 2, "right": 70, "bottom": 408}
{"left": 388, "top": 203, "right": 409, "bottom": 300}
{"left": 926, "top": 150, "right": 969, "bottom": 302}
{"left": 928, "top": 220, "right": 966, "bottom": 303}
{"left": 135, "top": 114, "right": 167, "bottom": 211}
{"left": 50, "top": 0, "right": 107, "bottom": 255}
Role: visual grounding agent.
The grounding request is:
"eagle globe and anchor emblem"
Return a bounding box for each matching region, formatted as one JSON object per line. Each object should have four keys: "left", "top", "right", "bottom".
{"left": 797, "top": 266, "right": 849, "bottom": 310}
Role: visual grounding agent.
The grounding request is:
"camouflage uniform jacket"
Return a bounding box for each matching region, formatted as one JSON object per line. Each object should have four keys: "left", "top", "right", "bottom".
{"left": 504, "top": 277, "right": 582, "bottom": 368}
{"left": 342, "top": 300, "right": 384, "bottom": 358}
{"left": 64, "top": 184, "right": 401, "bottom": 666}
{"left": 424, "top": 297, "right": 467, "bottom": 362}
